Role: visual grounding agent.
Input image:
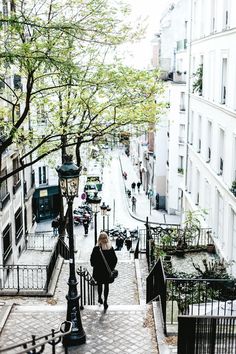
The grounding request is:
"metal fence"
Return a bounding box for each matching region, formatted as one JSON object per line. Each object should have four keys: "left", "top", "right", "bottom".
{"left": 146, "top": 258, "right": 236, "bottom": 335}
{"left": 25, "top": 232, "right": 55, "bottom": 251}
{"left": 178, "top": 315, "right": 236, "bottom": 354}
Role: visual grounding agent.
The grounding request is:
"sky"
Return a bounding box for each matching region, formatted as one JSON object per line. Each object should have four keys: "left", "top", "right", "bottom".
{"left": 122, "top": 0, "right": 168, "bottom": 68}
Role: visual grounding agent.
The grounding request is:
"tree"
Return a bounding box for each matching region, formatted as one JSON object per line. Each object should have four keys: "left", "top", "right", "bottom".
{"left": 0, "top": 0, "right": 165, "bottom": 183}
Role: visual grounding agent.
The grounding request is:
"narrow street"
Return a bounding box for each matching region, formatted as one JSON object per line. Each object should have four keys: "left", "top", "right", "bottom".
{"left": 75, "top": 147, "right": 146, "bottom": 263}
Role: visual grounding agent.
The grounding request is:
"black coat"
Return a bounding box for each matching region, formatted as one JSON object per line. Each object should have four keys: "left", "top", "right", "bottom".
{"left": 90, "top": 246, "right": 117, "bottom": 284}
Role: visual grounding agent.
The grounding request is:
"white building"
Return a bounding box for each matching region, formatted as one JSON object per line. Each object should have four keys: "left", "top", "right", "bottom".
{"left": 0, "top": 0, "right": 36, "bottom": 266}
{"left": 154, "top": 0, "right": 189, "bottom": 214}
{"left": 184, "top": 0, "right": 236, "bottom": 273}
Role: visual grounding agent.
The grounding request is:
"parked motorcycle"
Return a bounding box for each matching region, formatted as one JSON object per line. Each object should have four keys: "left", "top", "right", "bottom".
{"left": 73, "top": 204, "right": 93, "bottom": 225}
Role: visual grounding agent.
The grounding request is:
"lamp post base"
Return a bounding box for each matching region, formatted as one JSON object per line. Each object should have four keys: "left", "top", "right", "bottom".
{"left": 63, "top": 329, "right": 86, "bottom": 347}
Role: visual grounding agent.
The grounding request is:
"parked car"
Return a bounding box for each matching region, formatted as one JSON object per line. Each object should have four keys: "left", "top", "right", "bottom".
{"left": 73, "top": 205, "right": 93, "bottom": 224}
{"left": 84, "top": 183, "right": 98, "bottom": 194}
{"left": 86, "top": 174, "right": 103, "bottom": 191}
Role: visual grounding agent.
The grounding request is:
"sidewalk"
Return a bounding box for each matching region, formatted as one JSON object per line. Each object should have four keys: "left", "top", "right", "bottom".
{"left": 119, "top": 154, "right": 180, "bottom": 226}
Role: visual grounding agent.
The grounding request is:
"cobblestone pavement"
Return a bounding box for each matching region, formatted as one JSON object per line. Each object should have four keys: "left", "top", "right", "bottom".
{"left": 0, "top": 305, "right": 158, "bottom": 354}
{"left": 0, "top": 253, "right": 159, "bottom": 353}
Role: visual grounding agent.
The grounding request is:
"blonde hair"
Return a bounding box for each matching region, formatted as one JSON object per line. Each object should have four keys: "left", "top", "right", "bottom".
{"left": 97, "top": 231, "right": 112, "bottom": 250}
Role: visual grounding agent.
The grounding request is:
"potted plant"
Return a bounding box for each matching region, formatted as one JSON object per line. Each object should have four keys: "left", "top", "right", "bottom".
{"left": 207, "top": 243, "right": 216, "bottom": 254}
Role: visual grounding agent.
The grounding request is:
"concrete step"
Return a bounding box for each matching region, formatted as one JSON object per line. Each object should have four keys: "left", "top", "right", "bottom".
{"left": 0, "top": 302, "right": 13, "bottom": 334}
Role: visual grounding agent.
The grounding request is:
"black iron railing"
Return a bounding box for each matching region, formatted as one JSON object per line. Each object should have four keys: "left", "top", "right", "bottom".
{"left": 0, "top": 321, "right": 72, "bottom": 354}
{"left": 146, "top": 258, "right": 236, "bottom": 335}
{"left": 146, "top": 259, "right": 167, "bottom": 334}
{"left": 77, "top": 266, "right": 96, "bottom": 309}
{"left": 178, "top": 315, "right": 236, "bottom": 354}
{"left": 134, "top": 239, "right": 140, "bottom": 259}
{"left": 45, "top": 239, "right": 62, "bottom": 291}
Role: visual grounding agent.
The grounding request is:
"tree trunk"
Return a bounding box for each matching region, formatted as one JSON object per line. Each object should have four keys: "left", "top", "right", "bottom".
{"left": 76, "top": 137, "right": 82, "bottom": 167}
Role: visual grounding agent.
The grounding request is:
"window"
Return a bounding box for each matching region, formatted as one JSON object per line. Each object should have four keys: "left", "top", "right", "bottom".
{"left": 197, "top": 115, "right": 202, "bottom": 153}
{"left": 37, "top": 105, "right": 47, "bottom": 125}
{"left": 180, "top": 92, "right": 185, "bottom": 111}
{"left": 221, "top": 58, "right": 227, "bottom": 104}
{"left": 218, "top": 129, "right": 224, "bottom": 175}
{"left": 3, "top": 224, "right": 12, "bottom": 265}
{"left": 179, "top": 124, "right": 185, "bottom": 143}
{"left": 39, "top": 166, "right": 47, "bottom": 185}
{"left": 196, "top": 169, "right": 200, "bottom": 205}
{"left": 178, "top": 156, "right": 184, "bottom": 174}
{"left": 189, "top": 111, "right": 194, "bottom": 144}
{"left": 13, "top": 157, "right": 20, "bottom": 185}
{"left": 3, "top": 0, "right": 8, "bottom": 16}
{"left": 15, "top": 207, "right": 23, "bottom": 244}
{"left": 188, "top": 160, "right": 193, "bottom": 193}
{"left": 13, "top": 74, "right": 22, "bottom": 90}
{"left": 211, "top": 0, "right": 216, "bottom": 33}
{"left": 216, "top": 191, "right": 224, "bottom": 242}
{"left": 0, "top": 169, "right": 8, "bottom": 199}
{"left": 231, "top": 209, "right": 236, "bottom": 272}
{"left": 207, "top": 121, "right": 212, "bottom": 162}
{"left": 204, "top": 180, "right": 211, "bottom": 225}
{"left": 223, "top": 0, "right": 229, "bottom": 29}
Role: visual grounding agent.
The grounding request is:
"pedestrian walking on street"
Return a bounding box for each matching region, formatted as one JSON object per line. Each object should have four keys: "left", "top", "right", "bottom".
{"left": 123, "top": 171, "right": 127, "bottom": 180}
{"left": 131, "top": 181, "right": 136, "bottom": 193}
{"left": 131, "top": 196, "right": 136, "bottom": 213}
{"left": 82, "top": 212, "right": 90, "bottom": 236}
{"left": 115, "top": 235, "right": 124, "bottom": 250}
{"left": 90, "top": 232, "right": 117, "bottom": 311}
{"left": 51, "top": 216, "right": 59, "bottom": 236}
{"left": 137, "top": 181, "right": 141, "bottom": 193}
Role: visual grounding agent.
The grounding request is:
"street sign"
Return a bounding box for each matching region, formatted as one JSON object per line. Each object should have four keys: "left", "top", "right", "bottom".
{"left": 81, "top": 192, "right": 87, "bottom": 200}
{"left": 148, "top": 189, "right": 154, "bottom": 197}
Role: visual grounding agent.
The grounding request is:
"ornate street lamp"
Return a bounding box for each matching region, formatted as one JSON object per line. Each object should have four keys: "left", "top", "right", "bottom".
{"left": 87, "top": 192, "right": 102, "bottom": 245}
{"left": 56, "top": 156, "right": 86, "bottom": 347}
{"left": 106, "top": 205, "right": 111, "bottom": 235}
{"left": 100, "top": 202, "right": 107, "bottom": 231}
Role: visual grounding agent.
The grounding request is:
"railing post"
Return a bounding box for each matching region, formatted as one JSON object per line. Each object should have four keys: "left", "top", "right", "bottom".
{"left": 43, "top": 233, "right": 45, "bottom": 251}
{"left": 145, "top": 217, "right": 150, "bottom": 268}
{"left": 45, "top": 266, "right": 49, "bottom": 292}
{"left": 178, "top": 316, "right": 196, "bottom": 354}
{"left": 17, "top": 265, "right": 20, "bottom": 293}
{"left": 209, "top": 318, "right": 216, "bottom": 354}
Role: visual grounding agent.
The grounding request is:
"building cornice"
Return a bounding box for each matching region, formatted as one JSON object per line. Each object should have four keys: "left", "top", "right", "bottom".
{"left": 190, "top": 94, "right": 236, "bottom": 119}
{"left": 191, "top": 27, "right": 236, "bottom": 45}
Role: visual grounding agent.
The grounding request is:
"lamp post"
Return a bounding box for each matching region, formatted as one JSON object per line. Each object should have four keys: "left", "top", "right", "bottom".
{"left": 100, "top": 202, "right": 107, "bottom": 231}
{"left": 106, "top": 205, "right": 111, "bottom": 234}
{"left": 87, "top": 192, "right": 102, "bottom": 245}
{"left": 56, "top": 157, "right": 86, "bottom": 347}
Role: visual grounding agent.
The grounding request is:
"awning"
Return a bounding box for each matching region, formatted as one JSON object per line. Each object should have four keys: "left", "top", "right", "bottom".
{"left": 33, "top": 186, "right": 59, "bottom": 199}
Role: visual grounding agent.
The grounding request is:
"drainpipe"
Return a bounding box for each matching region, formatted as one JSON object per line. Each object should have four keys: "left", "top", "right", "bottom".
{"left": 184, "top": 0, "right": 193, "bottom": 195}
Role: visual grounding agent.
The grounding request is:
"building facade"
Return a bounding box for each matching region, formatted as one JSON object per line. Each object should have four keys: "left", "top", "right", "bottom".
{"left": 185, "top": 0, "right": 236, "bottom": 273}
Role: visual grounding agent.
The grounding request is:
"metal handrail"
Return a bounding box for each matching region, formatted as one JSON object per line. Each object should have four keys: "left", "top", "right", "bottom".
{"left": 0, "top": 321, "right": 72, "bottom": 354}
{"left": 77, "top": 266, "right": 96, "bottom": 309}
